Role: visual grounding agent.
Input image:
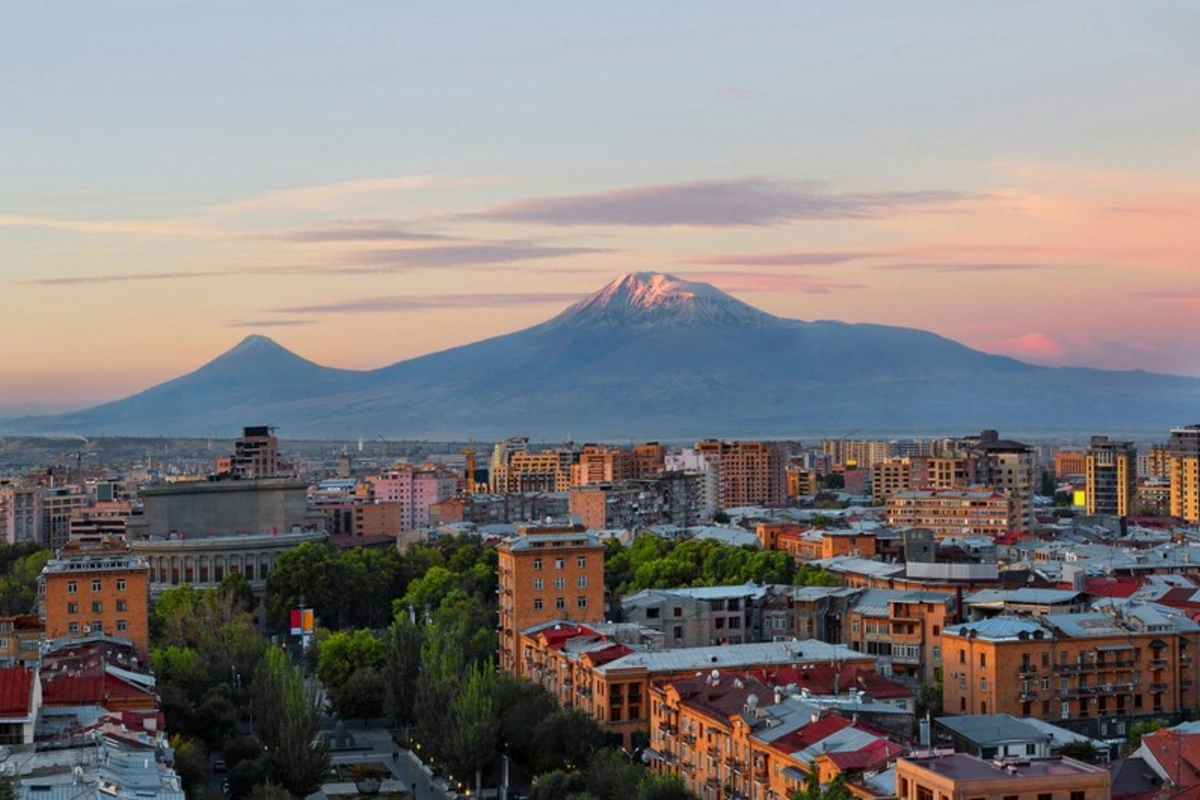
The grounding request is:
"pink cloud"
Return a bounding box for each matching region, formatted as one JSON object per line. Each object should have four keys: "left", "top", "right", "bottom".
{"left": 676, "top": 270, "right": 866, "bottom": 294}
{"left": 994, "top": 332, "right": 1065, "bottom": 359}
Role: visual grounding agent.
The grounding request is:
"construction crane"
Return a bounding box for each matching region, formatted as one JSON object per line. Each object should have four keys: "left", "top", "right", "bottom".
{"left": 460, "top": 440, "right": 477, "bottom": 495}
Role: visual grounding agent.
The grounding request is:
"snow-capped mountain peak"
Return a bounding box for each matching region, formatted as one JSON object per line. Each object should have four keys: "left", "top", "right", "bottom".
{"left": 550, "top": 271, "right": 781, "bottom": 328}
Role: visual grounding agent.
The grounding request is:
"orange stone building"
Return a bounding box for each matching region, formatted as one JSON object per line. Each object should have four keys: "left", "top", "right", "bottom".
{"left": 497, "top": 531, "right": 606, "bottom": 676}
{"left": 942, "top": 608, "right": 1200, "bottom": 740}
{"left": 895, "top": 753, "right": 1109, "bottom": 800}
{"left": 887, "top": 489, "right": 1016, "bottom": 539}
{"left": 695, "top": 440, "right": 787, "bottom": 509}
{"left": 39, "top": 536, "right": 151, "bottom": 658}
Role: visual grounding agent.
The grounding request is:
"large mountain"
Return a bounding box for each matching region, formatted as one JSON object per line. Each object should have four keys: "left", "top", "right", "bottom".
{"left": 6, "top": 272, "right": 1200, "bottom": 439}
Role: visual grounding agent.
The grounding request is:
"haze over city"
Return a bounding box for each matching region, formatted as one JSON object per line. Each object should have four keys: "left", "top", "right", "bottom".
{"left": 3, "top": 2, "right": 1199, "bottom": 415}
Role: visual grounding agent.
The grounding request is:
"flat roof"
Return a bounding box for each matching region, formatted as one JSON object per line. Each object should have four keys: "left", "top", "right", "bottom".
{"left": 595, "top": 639, "right": 870, "bottom": 675}
{"left": 901, "top": 753, "right": 1104, "bottom": 781}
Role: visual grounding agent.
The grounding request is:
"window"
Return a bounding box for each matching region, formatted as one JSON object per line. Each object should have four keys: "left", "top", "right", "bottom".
{"left": 67, "top": 602, "right": 78, "bottom": 615}
{"left": 577, "top": 556, "right": 587, "bottom": 568}
{"left": 533, "top": 559, "right": 543, "bottom": 571}
{"left": 577, "top": 575, "right": 587, "bottom": 588}
{"left": 116, "top": 579, "right": 126, "bottom": 591}
{"left": 729, "top": 617, "right": 741, "bottom": 629}
{"left": 91, "top": 601, "right": 103, "bottom": 613}
{"left": 1042, "top": 652, "right": 1050, "bottom": 667}
{"left": 533, "top": 599, "right": 543, "bottom": 610}
{"left": 92, "top": 621, "right": 103, "bottom": 633}
{"left": 117, "top": 620, "right": 127, "bottom": 632}
{"left": 674, "top": 607, "right": 683, "bottom": 617}
{"left": 980, "top": 653, "right": 987, "bottom": 667}
{"left": 646, "top": 608, "right": 660, "bottom": 619}
{"left": 68, "top": 623, "right": 79, "bottom": 635}
{"left": 67, "top": 581, "right": 77, "bottom": 594}
{"left": 92, "top": 580, "right": 102, "bottom": 592}
{"left": 980, "top": 678, "right": 987, "bottom": 691}
{"left": 959, "top": 675, "right": 966, "bottom": 689}
{"left": 932, "top": 625, "right": 940, "bottom": 636}
{"left": 555, "top": 558, "right": 564, "bottom": 570}
{"left": 959, "top": 649, "right": 965, "bottom": 664}
{"left": 674, "top": 626, "right": 683, "bottom": 640}
{"left": 1042, "top": 677, "right": 1050, "bottom": 690}
{"left": 577, "top": 596, "right": 587, "bottom": 609}
{"left": 853, "top": 620, "right": 860, "bottom": 633}
{"left": 555, "top": 577, "right": 566, "bottom": 590}
{"left": 116, "top": 600, "right": 127, "bottom": 612}
{"left": 1003, "top": 795, "right": 1018, "bottom": 800}
{"left": 533, "top": 578, "right": 544, "bottom": 591}
{"left": 1038, "top": 794, "right": 1051, "bottom": 800}
{"left": 555, "top": 597, "right": 565, "bottom": 610}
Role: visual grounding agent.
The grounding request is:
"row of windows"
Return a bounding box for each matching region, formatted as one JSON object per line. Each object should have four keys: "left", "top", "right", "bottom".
{"left": 532, "top": 577, "right": 587, "bottom": 590}
{"left": 66, "top": 579, "right": 126, "bottom": 593}
{"left": 66, "top": 620, "right": 128, "bottom": 634}
{"left": 532, "top": 596, "right": 588, "bottom": 611}
{"left": 66, "top": 600, "right": 127, "bottom": 614}
{"left": 531, "top": 557, "right": 588, "bottom": 570}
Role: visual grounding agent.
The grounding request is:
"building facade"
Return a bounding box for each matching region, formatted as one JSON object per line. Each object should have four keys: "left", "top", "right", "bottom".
{"left": 1085, "top": 436, "right": 1136, "bottom": 517}
{"left": 1169, "top": 425, "right": 1200, "bottom": 523}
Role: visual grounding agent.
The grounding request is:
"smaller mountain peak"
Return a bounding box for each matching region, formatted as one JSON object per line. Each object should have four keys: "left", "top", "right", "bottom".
{"left": 233, "top": 334, "right": 280, "bottom": 350}
{"left": 549, "top": 271, "right": 781, "bottom": 329}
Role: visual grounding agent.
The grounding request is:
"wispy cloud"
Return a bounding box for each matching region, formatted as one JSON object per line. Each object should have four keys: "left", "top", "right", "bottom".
{"left": 680, "top": 270, "right": 866, "bottom": 294}
{"left": 341, "top": 243, "right": 611, "bottom": 271}
{"left": 274, "top": 292, "right": 585, "bottom": 315}
{"left": 20, "top": 270, "right": 225, "bottom": 286}
{"left": 469, "top": 177, "right": 968, "bottom": 227}
{"left": 216, "top": 174, "right": 503, "bottom": 215}
{"left": 872, "top": 262, "right": 1052, "bottom": 273}
{"left": 223, "top": 319, "right": 317, "bottom": 328}
{"left": 0, "top": 212, "right": 212, "bottom": 238}
{"left": 682, "top": 251, "right": 879, "bottom": 267}
{"left": 273, "top": 221, "right": 455, "bottom": 243}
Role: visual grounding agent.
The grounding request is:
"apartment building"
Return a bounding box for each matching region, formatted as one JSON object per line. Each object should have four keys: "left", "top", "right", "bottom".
{"left": 1055, "top": 452, "right": 1089, "bottom": 480}
{"left": 0, "top": 483, "right": 42, "bottom": 545}
{"left": 42, "top": 487, "right": 88, "bottom": 550}
{"left": 971, "top": 435, "right": 1036, "bottom": 532}
{"left": 573, "top": 445, "right": 635, "bottom": 486}
{"left": 496, "top": 531, "right": 606, "bottom": 676}
{"left": 622, "top": 585, "right": 767, "bottom": 647}
{"left": 1086, "top": 436, "right": 1137, "bottom": 517}
{"left": 895, "top": 754, "right": 1109, "bottom": 800}
{"left": 1169, "top": 425, "right": 1200, "bottom": 524}
{"left": 942, "top": 605, "right": 1200, "bottom": 740}
{"left": 887, "top": 489, "right": 1016, "bottom": 539}
{"left": 39, "top": 537, "right": 151, "bottom": 658}
{"left": 695, "top": 440, "right": 787, "bottom": 510}
{"left": 648, "top": 670, "right": 906, "bottom": 800}
{"left": 845, "top": 589, "right": 955, "bottom": 682}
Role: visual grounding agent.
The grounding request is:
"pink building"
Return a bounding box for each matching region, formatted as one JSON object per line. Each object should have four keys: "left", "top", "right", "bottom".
{"left": 361, "top": 465, "right": 457, "bottom": 531}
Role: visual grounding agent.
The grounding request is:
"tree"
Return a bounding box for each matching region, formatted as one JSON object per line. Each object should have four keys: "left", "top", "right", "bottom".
{"left": 403, "top": 566, "right": 461, "bottom": 619}
{"left": 637, "top": 774, "right": 695, "bottom": 800}
{"left": 170, "top": 735, "right": 209, "bottom": 795}
{"left": 495, "top": 675, "right": 557, "bottom": 767}
{"left": 446, "top": 662, "right": 500, "bottom": 797}
{"left": 915, "top": 670, "right": 943, "bottom": 723}
{"left": 248, "top": 783, "right": 296, "bottom": 800}
{"left": 332, "top": 666, "right": 387, "bottom": 724}
{"left": 385, "top": 612, "right": 423, "bottom": 731}
{"left": 531, "top": 771, "right": 587, "bottom": 800}
{"left": 255, "top": 648, "right": 329, "bottom": 797}
{"left": 584, "top": 749, "right": 643, "bottom": 800}
{"left": 1058, "top": 740, "right": 1103, "bottom": 764}
{"left": 0, "top": 548, "right": 53, "bottom": 615}
{"left": 265, "top": 542, "right": 340, "bottom": 631}
{"left": 1127, "top": 719, "right": 1165, "bottom": 753}
{"left": 530, "top": 710, "right": 608, "bottom": 774}
{"left": 316, "top": 628, "right": 385, "bottom": 693}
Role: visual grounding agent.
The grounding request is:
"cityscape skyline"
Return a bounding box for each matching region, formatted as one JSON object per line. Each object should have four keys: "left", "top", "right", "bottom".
{"left": 3, "top": 2, "right": 1199, "bottom": 414}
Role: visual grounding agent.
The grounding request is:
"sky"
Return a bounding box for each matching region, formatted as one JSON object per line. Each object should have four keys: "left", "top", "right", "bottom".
{"left": 2, "top": 1, "right": 1199, "bottom": 414}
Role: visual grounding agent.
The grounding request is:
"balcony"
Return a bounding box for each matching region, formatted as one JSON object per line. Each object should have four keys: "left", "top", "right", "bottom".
{"left": 1152, "top": 659, "right": 1169, "bottom": 669}
{"left": 683, "top": 734, "right": 697, "bottom": 746}
{"left": 706, "top": 777, "right": 722, "bottom": 789}
{"left": 1019, "top": 665, "right": 1037, "bottom": 677}
{"left": 1020, "top": 691, "right": 1038, "bottom": 701}
{"left": 708, "top": 745, "right": 721, "bottom": 758}
{"left": 660, "top": 722, "right": 678, "bottom": 736}
{"left": 1152, "top": 682, "right": 1169, "bottom": 691}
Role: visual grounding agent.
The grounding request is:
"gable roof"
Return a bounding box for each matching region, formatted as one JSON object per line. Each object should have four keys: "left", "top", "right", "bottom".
{"left": 0, "top": 667, "right": 35, "bottom": 718}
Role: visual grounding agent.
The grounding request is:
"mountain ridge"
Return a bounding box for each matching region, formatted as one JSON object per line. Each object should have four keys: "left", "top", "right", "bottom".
{"left": 4, "top": 272, "right": 1198, "bottom": 439}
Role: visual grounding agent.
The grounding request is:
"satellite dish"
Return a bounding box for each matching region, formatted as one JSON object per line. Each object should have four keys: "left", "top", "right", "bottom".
{"left": 747, "top": 694, "right": 759, "bottom": 709}
{"left": 711, "top": 669, "right": 719, "bottom": 680}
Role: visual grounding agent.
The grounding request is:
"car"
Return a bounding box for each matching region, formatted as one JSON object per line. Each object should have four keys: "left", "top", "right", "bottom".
{"left": 213, "top": 758, "right": 227, "bottom": 773}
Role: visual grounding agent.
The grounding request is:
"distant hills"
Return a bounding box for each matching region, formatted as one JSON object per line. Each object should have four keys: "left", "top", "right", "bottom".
{"left": 5, "top": 272, "right": 1199, "bottom": 440}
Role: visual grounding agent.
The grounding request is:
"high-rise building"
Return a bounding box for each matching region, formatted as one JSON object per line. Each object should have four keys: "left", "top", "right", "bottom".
{"left": 1169, "top": 425, "right": 1200, "bottom": 523}
{"left": 0, "top": 484, "right": 41, "bottom": 545}
{"left": 971, "top": 432, "right": 1035, "bottom": 531}
{"left": 887, "top": 489, "right": 1016, "bottom": 538}
{"left": 572, "top": 445, "right": 634, "bottom": 486}
{"left": 1085, "top": 436, "right": 1137, "bottom": 516}
{"left": 496, "top": 530, "right": 605, "bottom": 675}
{"left": 226, "top": 426, "right": 284, "bottom": 479}
{"left": 694, "top": 440, "right": 786, "bottom": 509}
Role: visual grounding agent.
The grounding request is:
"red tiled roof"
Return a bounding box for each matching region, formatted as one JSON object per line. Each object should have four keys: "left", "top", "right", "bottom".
{"left": 1143, "top": 730, "right": 1200, "bottom": 788}
{"left": 539, "top": 623, "right": 595, "bottom": 650}
{"left": 582, "top": 643, "right": 634, "bottom": 667}
{"left": 822, "top": 738, "right": 905, "bottom": 772}
{"left": 749, "top": 665, "right": 913, "bottom": 700}
{"left": 0, "top": 668, "right": 34, "bottom": 717}
{"left": 771, "top": 714, "right": 855, "bottom": 753}
{"left": 41, "top": 672, "right": 152, "bottom": 707}
{"left": 1085, "top": 576, "right": 1143, "bottom": 599}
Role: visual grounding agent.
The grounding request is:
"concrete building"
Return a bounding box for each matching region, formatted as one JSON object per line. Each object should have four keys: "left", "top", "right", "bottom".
{"left": 497, "top": 530, "right": 606, "bottom": 676}
{"left": 0, "top": 483, "right": 41, "bottom": 545}
{"left": 695, "top": 440, "right": 787, "bottom": 510}
{"left": 622, "top": 584, "right": 768, "bottom": 647}
{"left": 41, "top": 487, "right": 88, "bottom": 550}
{"left": 1169, "top": 425, "right": 1200, "bottom": 524}
{"left": 39, "top": 537, "right": 150, "bottom": 658}
{"left": 887, "top": 489, "right": 1016, "bottom": 539}
{"left": 895, "top": 753, "right": 1109, "bottom": 800}
{"left": 941, "top": 604, "right": 1200, "bottom": 740}
{"left": 971, "top": 433, "right": 1036, "bottom": 532}
{"left": 1086, "top": 437, "right": 1137, "bottom": 517}
{"left": 221, "top": 425, "right": 285, "bottom": 479}
{"left": 572, "top": 445, "right": 635, "bottom": 486}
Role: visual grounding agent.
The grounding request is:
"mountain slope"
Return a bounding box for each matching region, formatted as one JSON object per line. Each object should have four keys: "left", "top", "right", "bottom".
{"left": 5, "top": 274, "right": 1200, "bottom": 439}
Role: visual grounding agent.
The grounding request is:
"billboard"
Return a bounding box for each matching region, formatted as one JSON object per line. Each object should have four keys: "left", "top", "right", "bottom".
{"left": 290, "top": 608, "right": 315, "bottom": 636}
